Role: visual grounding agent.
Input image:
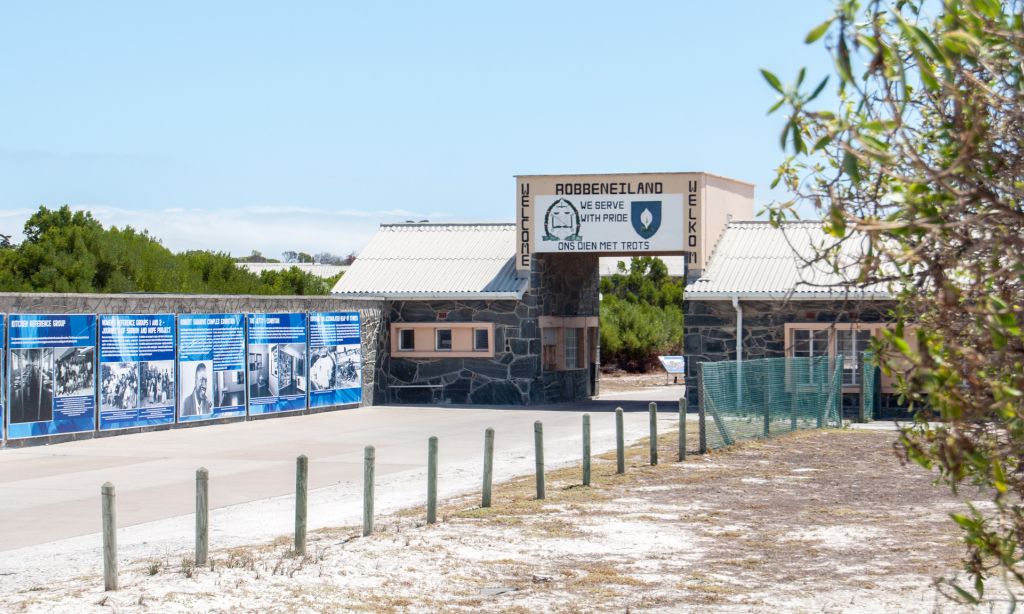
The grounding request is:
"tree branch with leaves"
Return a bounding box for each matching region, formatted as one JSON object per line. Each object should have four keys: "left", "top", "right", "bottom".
{"left": 764, "top": 0, "right": 1024, "bottom": 602}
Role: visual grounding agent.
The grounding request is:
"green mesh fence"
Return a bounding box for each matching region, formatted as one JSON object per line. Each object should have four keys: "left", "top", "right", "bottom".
{"left": 700, "top": 356, "right": 844, "bottom": 451}
{"left": 860, "top": 351, "right": 877, "bottom": 422}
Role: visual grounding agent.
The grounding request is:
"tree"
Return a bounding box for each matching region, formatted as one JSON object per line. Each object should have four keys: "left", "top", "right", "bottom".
{"left": 0, "top": 205, "right": 335, "bottom": 296}
{"left": 599, "top": 257, "right": 684, "bottom": 370}
{"left": 766, "top": 0, "right": 1024, "bottom": 600}
{"left": 314, "top": 252, "right": 349, "bottom": 265}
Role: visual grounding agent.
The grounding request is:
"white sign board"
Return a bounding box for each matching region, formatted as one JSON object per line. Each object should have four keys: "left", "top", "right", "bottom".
{"left": 657, "top": 355, "right": 686, "bottom": 374}
{"left": 531, "top": 194, "right": 685, "bottom": 254}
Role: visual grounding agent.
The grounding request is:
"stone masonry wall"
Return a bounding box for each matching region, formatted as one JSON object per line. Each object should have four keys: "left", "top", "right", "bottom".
{"left": 0, "top": 292, "right": 385, "bottom": 407}
{"left": 683, "top": 298, "right": 901, "bottom": 417}
{"left": 382, "top": 298, "right": 540, "bottom": 405}
{"left": 381, "top": 253, "right": 600, "bottom": 406}
{"left": 532, "top": 253, "right": 601, "bottom": 403}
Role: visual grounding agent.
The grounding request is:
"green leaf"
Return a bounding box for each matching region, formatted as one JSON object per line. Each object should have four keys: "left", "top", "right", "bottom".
{"left": 836, "top": 35, "right": 855, "bottom": 84}
{"left": 761, "top": 69, "right": 784, "bottom": 94}
{"left": 842, "top": 150, "right": 861, "bottom": 183}
{"left": 807, "top": 76, "right": 829, "bottom": 102}
{"left": 951, "top": 583, "right": 980, "bottom": 605}
{"left": 805, "top": 18, "right": 834, "bottom": 44}
{"left": 791, "top": 122, "right": 805, "bottom": 153}
{"left": 812, "top": 134, "right": 833, "bottom": 151}
{"left": 942, "top": 30, "right": 979, "bottom": 55}
{"left": 974, "top": 0, "right": 1001, "bottom": 19}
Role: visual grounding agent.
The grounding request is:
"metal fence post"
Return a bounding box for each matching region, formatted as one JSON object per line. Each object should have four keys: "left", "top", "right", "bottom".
{"left": 195, "top": 467, "right": 209, "bottom": 566}
{"left": 858, "top": 356, "right": 867, "bottom": 423}
{"left": 101, "top": 482, "right": 118, "bottom": 591}
{"left": 295, "top": 455, "right": 308, "bottom": 555}
{"left": 582, "top": 414, "right": 591, "bottom": 486}
{"left": 482, "top": 428, "right": 494, "bottom": 508}
{"left": 698, "top": 364, "right": 707, "bottom": 454}
{"left": 678, "top": 396, "right": 687, "bottom": 461}
{"left": 363, "top": 446, "right": 375, "bottom": 536}
{"left": 534, "top": 421, "right": 545, "bottom": 500}
{"left": 615, "top": 407, "right": 625, "bottom": 474}
{"left": 649, "top": 402, "right": 659, "bottom": 465}
{"left": 427, "top": 436, "right": 438, "bottom": 524}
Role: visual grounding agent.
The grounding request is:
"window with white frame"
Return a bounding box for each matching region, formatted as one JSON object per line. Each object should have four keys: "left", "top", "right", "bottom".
{"left": 398, "top": 329, "right": 415, "bottom": 351}
{"left": 836, "top": 329, "right": 872, "bottom": 385}
{"left": 786, "top": 324, "right": 880, "bottom": 389}
{"left": 473, "top": 328, "right": 489, "bottom": 352}
{"left": 564, "top": 328, "right": 580, "bottom": 370}
{"left": 435, "top": 329, "right": 452, "bottom": 351}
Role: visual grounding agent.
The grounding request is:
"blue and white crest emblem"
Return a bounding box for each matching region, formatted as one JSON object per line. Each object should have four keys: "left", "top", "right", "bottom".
{"left": 631, "top": 201, "right": 662, "bottom": 239}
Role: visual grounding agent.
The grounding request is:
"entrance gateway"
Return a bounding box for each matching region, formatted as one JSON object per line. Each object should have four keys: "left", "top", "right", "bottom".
{"left": 333, "top": 172, "right": 754, "bottom": 406}
{"left": 513, "top": 173, "right": 753, "bottom": 401}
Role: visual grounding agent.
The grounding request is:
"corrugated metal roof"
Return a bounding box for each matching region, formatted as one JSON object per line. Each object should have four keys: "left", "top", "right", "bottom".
{"left": 686, "top": 221, "right": 891, "bottom": 300}
{"left": 332, "top": 223, "right": 526, "bottom": 298}
{"left": 236, "top": 262, "right": 348, "bottom": 278}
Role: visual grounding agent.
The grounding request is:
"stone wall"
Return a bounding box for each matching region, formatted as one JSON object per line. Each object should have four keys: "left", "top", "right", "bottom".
{"left": 381, "top": 298, "right": 541, "bottom": 405}
{"left": 381, "top": 253, "right": 601, "bottom": 406}
{"left": 532, "top": 253, "right": 601, "bottom": 403}
{"left": 0, "top": 292, "right": 386, "bottom": 407}
{"left": 683, "top": 298, "right": 904, "bottom": 418}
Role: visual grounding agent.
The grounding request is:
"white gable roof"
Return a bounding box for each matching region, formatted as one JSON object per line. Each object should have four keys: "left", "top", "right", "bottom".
{"left": 331, "top": 223, "right": 526, "bottom": 299}
{"left": 686, "top": 221, "right": 892, "bottom": 300}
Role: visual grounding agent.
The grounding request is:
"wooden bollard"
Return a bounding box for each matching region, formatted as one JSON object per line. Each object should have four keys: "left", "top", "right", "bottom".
{"left": 195, "top": 467, "right": 209, "bottom": 566}
{"left": 295, "top": 455, "right": 308, "bottom": 555}
{"left": 101, "top": 482, "right": 118, "bottom": 591}
{"left": 534, "top": 421, "right": 545, "bottom": 500}
{"left": 649, "top": 402, "right": 659, "bottom": 466}
{"left": 678, "top": 397, "right": 687, "bottom": 462}
{"left": 582, "top": 414, "right": 591, "bottom": 486}
{"left": 427, "top": 436, "right": 438, "bottom": 524}
{"left": 363, "top": 446, "right": 375, "bottom": 536}
{"left": 482, "top": 428, "right": 494, "bottom": 508}
{"left": 615, "top": 407, "right": 625, "bottom": 474}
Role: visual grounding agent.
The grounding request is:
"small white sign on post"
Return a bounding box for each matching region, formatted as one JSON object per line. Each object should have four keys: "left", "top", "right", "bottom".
{"left": 658, "top": 356, "right": 686, "bottom": 384}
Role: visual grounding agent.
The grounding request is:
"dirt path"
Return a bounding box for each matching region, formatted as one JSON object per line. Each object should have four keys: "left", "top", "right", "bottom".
{"left": 5, "top": 426, "right": 999, "bottom": 613}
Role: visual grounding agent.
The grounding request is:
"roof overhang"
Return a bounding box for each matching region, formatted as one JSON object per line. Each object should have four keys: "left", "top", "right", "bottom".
{"left": 685, "top": 291, "right": 893, "bottom": 301}
{"left": 333, "top": 290, "right": 526, "bottom": 301}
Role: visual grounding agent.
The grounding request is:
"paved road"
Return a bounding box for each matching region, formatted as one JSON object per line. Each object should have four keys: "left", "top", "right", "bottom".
{"left": 0, "top": 386, "right": 686, "bottom": 552}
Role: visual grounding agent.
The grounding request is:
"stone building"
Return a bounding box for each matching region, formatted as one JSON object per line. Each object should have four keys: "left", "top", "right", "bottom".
{"left": 331, "top": 223, "right": 601, "bottom": 405}
{"left": 683, "top": 220, "right": 908, "bottom": 418}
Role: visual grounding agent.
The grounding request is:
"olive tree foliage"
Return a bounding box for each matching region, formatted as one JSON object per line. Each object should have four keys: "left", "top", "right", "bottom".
{"left": 764, "top": 0, "right": 1024, "bottom": 600}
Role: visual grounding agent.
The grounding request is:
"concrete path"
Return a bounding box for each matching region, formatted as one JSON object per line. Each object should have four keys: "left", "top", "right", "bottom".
{"left": 0, "top": 385, "right": 687, "bottom": 552}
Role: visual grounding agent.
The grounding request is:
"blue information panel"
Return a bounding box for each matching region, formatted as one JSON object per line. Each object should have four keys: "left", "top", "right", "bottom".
{"left": 177, "top": 314, "right": 247, "bottom": 423}
{"left": 308, "top": 312, "right": 362, "bottom": 408}
{"left": 99, "top": 314, "right": 176, "bottom": 431}
{"left": 247, "top": 313, "right": 307, "bottom": 415}
{"left": 7, "top": 314, "right": 96, "bottom": 439}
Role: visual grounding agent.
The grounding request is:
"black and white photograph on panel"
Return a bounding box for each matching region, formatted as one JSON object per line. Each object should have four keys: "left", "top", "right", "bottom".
{"left": 214, "top": 368, "right": 245, "bottom": 408}
{"left": 271, "top": 343, "right": 306, "bottom": 397}
{"left": 178, "top": 360, "right": 213, "bottom": 418}
{"left": 248, "top": 343, "right": 271, "bottom": 399}
{"left": 54, "top": 347, "right": 94, "bottom": 398}
{"left": 101, "top": 362, "right": 139, "bottom": 411}
{"left": 9, "top": 348, "right": 54, "bottom": 424}
{"left": 309, "top": 345, "right": 361, "bottom": 391}
{"left": 139, "top": 360, "right": 174, "bottom": 408}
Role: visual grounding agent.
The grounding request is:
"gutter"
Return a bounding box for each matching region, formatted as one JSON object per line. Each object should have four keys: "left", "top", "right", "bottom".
{"left": 732, "top": 295, "right": 743, "bottom": 407}
{"left": 685, "top": 291, "right": 894, "bottom": 301}
{"left": 331, "top": 290, "right": 527, "bottom": 301}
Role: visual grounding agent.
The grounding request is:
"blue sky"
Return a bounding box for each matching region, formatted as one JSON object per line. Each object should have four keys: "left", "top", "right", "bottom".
{"left": 0, "top": 2, "right": 835, "bottom": 258}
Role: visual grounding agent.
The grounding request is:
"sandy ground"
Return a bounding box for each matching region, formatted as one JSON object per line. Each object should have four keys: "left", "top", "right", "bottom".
{"left": 3, "top": 419, "right": 1011, "bottom": 613}
{"left": 600, "top": 371, "right": 682, "bottom": 393}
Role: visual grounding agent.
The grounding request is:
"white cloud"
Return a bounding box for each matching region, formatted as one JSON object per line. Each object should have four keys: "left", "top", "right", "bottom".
{"left": 0, "top": 204, "right": 457, "bottom": 259}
